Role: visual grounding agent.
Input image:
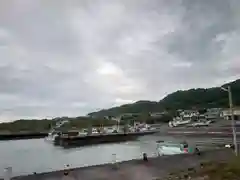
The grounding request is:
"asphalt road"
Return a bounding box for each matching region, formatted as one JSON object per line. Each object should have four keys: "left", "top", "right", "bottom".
{"left": 147, "top": 132, "right": 240, "bottom": 150}
{"left": 169, "top": 136, "right": 239, "bottom": 149}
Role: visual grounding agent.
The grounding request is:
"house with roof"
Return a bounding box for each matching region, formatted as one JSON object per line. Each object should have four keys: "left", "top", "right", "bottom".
{"left": 205, "top": 108, "right": 222, "bottom": 120}
{"left": 221, "top": 107, "right": 240, "bottom": 120}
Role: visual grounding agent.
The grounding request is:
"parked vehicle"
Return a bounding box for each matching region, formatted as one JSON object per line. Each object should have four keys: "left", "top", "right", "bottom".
{"left": 156, "top": 141, "right": 200, "bottom": 156}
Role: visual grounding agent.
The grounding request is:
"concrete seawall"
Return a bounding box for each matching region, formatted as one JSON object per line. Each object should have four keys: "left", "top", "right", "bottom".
{"left": 0, "top": 132, "right": 48, "bottom": 140}
{"left": 9, "top": 148, "right": 234, "bottom": 180}
{"left": 55, "top": 131, "right": 159, "bottom": 147}
{"left": 0, "top": 130, "right": 238, "bottom": 141}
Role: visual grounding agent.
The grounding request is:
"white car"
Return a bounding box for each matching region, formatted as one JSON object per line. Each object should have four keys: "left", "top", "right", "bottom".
{"left": 157, "top": 141, "right": 200, "bottom": 156}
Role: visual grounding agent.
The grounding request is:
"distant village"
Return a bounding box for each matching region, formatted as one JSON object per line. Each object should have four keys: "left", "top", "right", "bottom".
{"left": 91, "top": 107, "right": 240, "bottom": 128}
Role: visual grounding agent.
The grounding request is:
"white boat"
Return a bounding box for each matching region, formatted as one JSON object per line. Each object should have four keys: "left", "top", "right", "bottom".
{"left": 104, "top": 127, "right": 118, "bottom": 133}
{"left": 133, "top": 123, "right": 152, "bottom": 132}
{"left": 191, "top": 120, "right": 212, "bottom": 127}
{"left": 169, "top": 119, "right": 191, "bottom": 127}
{"left": 92, "top": 128, "right": 99, "bottom": 134}
{"left": 45, "top": 133, "right": 59, "bottom": 141}
{"left": 45, "top": 120, "right": 69, "bottom": 142}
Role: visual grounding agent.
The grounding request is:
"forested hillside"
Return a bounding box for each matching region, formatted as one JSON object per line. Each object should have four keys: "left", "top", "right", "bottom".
{"left": 88, "top": 79, "right": 240, "bottom": 117}
{"left": 0, "top": 79, "right": 239, "bottom": 132}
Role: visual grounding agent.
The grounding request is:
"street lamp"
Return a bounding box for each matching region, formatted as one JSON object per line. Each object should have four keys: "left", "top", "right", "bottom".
{"left": 221, "top": 86, "right": 238, "bottom": 155}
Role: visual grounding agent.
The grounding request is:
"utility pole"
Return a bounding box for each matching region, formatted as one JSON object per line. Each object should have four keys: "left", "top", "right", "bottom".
{"left": 222, "top": 86, "right": 238, "bottom": 155}
{"left": 228, "top": 86, "right": 238, "bottom": 156}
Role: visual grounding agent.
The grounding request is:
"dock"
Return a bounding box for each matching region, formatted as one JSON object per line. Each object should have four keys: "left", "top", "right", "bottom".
{"left": 9, "top": 148, "right": 234, "bottom": 180}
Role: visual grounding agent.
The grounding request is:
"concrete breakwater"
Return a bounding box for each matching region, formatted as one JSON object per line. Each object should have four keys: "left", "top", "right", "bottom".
{"left": 0, "top": 132, "right": 48, "bottom": 141}
{"left": 55, "top": 131, "right": 159, "bottom": 147}
{"left": 0, "top": 129, "right": 159, "bottom": 141}
{"left": 0, "top": 125, "right": 239, "bottom": 141}
{"left": 8, "top": 148, "right": 234, "bottom": 180}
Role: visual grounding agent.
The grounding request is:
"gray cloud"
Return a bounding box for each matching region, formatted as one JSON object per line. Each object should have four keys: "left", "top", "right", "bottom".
{"left": 0, "top": 0, "right": 239, "bottom": 121}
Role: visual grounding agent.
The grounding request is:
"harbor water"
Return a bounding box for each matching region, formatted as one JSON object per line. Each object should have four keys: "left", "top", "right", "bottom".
{"left": 0, "top": 135, "right": 161, "bottom": 178}
{"left": 0, "top": 133, "right": 235, "bottom": 178}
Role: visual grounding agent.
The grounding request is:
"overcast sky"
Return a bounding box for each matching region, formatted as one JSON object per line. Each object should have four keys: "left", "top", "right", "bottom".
{"left": 0, "top": 0, "right": 240, "bottom": 121}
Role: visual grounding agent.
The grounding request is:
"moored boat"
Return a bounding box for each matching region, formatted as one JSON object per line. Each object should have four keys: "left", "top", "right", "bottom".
{"left": 45, "top": 120, "right": 158, "bottom": 147}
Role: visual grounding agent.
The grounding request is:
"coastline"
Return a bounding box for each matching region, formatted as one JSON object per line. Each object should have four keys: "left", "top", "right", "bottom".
{"left": 0, "top": 128, "right": 237, "bottom": 141}
{"left": 8, "top": 148, "right": 234, "bottom": 180}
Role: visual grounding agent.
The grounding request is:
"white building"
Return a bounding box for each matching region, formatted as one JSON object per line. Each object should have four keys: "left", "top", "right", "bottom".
{"left": 205, "top": 108, "right": 222, "bottom": 120}
{"left": 221, "top": 108, "right": 240, "bottom": 120}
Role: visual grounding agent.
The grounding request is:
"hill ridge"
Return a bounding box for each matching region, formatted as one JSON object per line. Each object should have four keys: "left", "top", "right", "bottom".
{"left": 88, "top": 79, "right": 240, "bottom": 117}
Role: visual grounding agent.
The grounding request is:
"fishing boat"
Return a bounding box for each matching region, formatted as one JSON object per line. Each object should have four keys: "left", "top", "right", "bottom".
{"left": 45, "top": 120, "right": 69, "bottom": 142}
{"left": 46, "top": 119, "right": 158, "bottom": 147}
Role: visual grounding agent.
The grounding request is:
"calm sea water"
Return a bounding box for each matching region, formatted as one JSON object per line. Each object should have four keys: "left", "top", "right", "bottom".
{"left": 0, "top": 135, "right": 165, "bottom": 178}
{"left": 0, "top": 134, "right": 231, "bottom": 178}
